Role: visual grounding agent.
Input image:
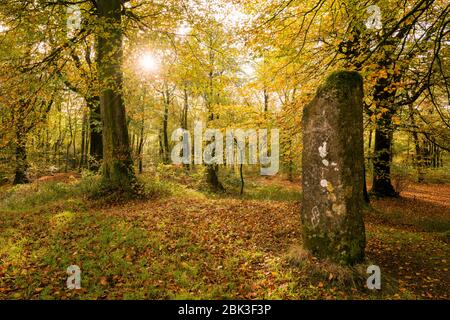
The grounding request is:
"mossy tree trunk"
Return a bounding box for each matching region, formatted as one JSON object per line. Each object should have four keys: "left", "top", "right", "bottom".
{"left": 87, "top": 95, "right": 103, "bottom": 171}
{"left": 182, "top": 87, "right": 190, "bottom": 171}
{"left": 137, "top": 117, "right": 144, "bottom": 174}
{"left": 206, "top": 114, "right": 224, "bottom": 192}
{"left": 372, "top": 115, "right": 398, "bottom": 197}
{"left": 13, "top": 97, "right": 52, "bottom": 184}
{"left": 204, "top": 45, "right": 223, "bottom": 192}
{"left": 370, "top": 40, "right": 402, "bottom": 198}
{"left": 370, "top": 66, "right": 398, "bottom": 197}
{"left": 13, "top": 129, "right": 29, "bottom": 185}
{"left": 162, "top": 87, "right": 171, "bottom": 164}
{"left": 96, "top": 0, "right": 137, "bottom": 193}
{"left": 79, "top": 110, "right": 87, "bottom": 170}
{"left": 301, "top": 71, "right": 366, "bottom": 265}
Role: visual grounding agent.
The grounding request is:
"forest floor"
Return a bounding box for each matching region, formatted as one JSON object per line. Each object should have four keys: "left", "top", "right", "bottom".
{"left": 0, "top": 173, "right": 448, "bottom": 300}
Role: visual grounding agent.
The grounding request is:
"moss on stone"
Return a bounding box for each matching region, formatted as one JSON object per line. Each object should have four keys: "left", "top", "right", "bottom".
{"left": 301, "top": 70, "right": 366, "bottom": 266}
{"left": 321, "top": 71, "right": 363, "bottom": 92}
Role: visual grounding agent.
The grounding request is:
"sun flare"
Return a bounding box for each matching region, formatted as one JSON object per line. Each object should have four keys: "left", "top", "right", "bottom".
{"left": 138, "top": 53, "right": 159, "bottom": 73}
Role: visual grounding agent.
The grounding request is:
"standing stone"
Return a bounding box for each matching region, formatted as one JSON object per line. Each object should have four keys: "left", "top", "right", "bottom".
{"left": 301, "top": 71, "right": 366, "bottom": 265}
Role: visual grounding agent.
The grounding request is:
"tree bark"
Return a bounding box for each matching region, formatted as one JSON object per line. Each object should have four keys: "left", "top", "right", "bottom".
{"left": 409, "top": 105, "right": 425, "bottom": 182}
{"left": 206, "top": 114, "right": 224, "bottom": 192}
{"left": 206, "top": 164, "right": 223, "bottom": 191}
{"left": 13, "top": 130, "right": 29, "bottom": 184}
{"left": 263, "top": 88, "right": 269, "bottom": 113}
{"left": 158, "top": 129, "right": 164, "bottom": 161}
{"left": 96, "top": 0, "right": 137, "bottom": 193}
{"left": 162, "top": 89, "right": 170, "bottom": 164}
{"left": 182, "top": 87, "right": 190, "bottom": 170}
{"left": 370, "top": 42, "right": 400, "bottom": 198}
{"left": 137, "top": 119, "right": 144, "bottom": 174}
{"left": 182, "top": 87, "right": 189, "bottom": 130}
{"left": 79, "top": 110, "right": 87, "bottom": 170}
{"left": 203, "top": 40, "right": 224, "bottom": 192}
{"left": 87, "top": 96, "right": 103, "bottom": 171}
{"left": 372, "top": 117, "right": 398, "bottom": 197}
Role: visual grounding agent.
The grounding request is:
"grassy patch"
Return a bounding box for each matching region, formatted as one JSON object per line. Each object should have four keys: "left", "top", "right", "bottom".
{"left": 0, "top": 178, "right": 448, "bottom": 300}
{"left": 218, "top": 175, "right": 301, "bottom": 201}
{"left": 0, "top": 173, "right": 99, "bottom": 213}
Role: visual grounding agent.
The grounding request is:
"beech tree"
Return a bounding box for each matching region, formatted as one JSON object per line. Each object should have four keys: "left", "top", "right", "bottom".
{"left": 95, "top": 0, "right": 137, "bottom": 193}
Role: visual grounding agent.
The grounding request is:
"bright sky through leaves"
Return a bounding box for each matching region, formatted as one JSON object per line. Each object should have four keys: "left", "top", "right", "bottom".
{"left": 138, "top": 53, "right": 160, "bottom": 73}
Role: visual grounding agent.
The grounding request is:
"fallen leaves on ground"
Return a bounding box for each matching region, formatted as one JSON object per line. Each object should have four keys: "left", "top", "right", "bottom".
{"left": 0, "top": 181, "right": 448, "bottom": 300}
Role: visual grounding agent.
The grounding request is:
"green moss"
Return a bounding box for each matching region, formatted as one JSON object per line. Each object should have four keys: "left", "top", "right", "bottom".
{"left": 302, "top": 225, "right": 365, "bottom": 265}
{"left": 320, "top": 71, "right": 363, "bottom": 92}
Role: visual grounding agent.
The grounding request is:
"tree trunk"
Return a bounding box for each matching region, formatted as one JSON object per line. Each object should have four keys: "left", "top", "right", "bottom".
{"left": 371, "top": 118, "right": 398, "bottom": 197}
{"left": 369, "top": 41, "right": 400, "bottom": 198}
{"left": 207, "top": 164, "right": 223, "bottom": 191}
{"left": 182, "top": 87, "right": 189, "bottom": 130}
{"left": 263, "top": 88, "right": 269, "bottom": 112}
{"left": 370, "top": 73, "right": 397, "bottom": 197}
{"left": 203, "top": 42, "right": 224, "bottom": 192}
{"left": 96, "top": 0, "right": 137, "bottom": 193}
{"left": 158, "top": 129, "right": 164, "bottom": 162}
{"left": 87, "top": 96, "right": 103, "bottom": 171}
{"left": 182, "top": 87, "right": 190, "bottom": 170}
{"left": 409, "top": 105, "right": 425, "bottom": 182}
{"left": 206, "top": 114, "right": 224, "bottom": 192}
{"left": 131, "top": 133, "right": 136, "bottom": 155}
{"left": 412, "top": 138, "right": 423, "bottom": 183}
{"left": 79, "top": 110, "right": 87, "bottom": 170}
{"left": 65, "top": 140, "right": 71, "bottom": 173}
{"left": 366, "top": 128, "right": 373, "bottom": 202}
{"left": 363, "top": 167, "right": 370, "bottom": 204}
{"left": 13, "top": 130, "right": 29, "bottom": 184}
{"left": 66, "top": 109, "right": 74, "bottom": 171}
{"left": 162, "top": 90, "right": 170, "bottom": 164}
{"left": 138, "top": 119, "right": 144, "bottom": 174}
{"left": 72, "top": 111, "right": 77, "bottom": 168}
{"left": 287, "top": 137, "right": 294, "bottom": 182}
{"left": 239, "top": 163, "right": 244, "bottom": 195}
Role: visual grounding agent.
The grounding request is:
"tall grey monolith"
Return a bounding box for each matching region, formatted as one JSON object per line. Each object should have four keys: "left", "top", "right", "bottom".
{"left": 301, "top": 71, "right": 366, "bottom": 265}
